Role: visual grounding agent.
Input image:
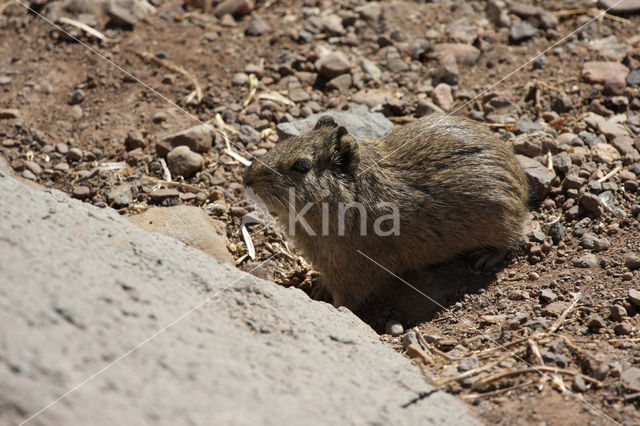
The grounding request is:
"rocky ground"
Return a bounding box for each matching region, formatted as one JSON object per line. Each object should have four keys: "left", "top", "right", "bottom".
{"left": 1, "top": 0, "right": 640, "bottom": 424}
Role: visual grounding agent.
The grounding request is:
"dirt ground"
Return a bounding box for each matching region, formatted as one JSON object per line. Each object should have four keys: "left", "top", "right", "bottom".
{"left": 2, "top": 0, "right": 640, "bottom": 424}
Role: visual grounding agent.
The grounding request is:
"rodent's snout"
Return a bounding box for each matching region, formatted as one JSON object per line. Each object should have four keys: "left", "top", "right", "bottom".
{"left": 242, "top": 163, "right": 258, "bottom": 187}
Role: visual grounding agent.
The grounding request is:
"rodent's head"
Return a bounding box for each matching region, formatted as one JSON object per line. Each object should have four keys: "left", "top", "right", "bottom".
{"left": 243, "top": 116, "right": 360, "bottom": 216}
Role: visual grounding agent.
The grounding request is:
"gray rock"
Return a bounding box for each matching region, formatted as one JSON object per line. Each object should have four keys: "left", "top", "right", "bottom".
{"left": 166, "top": 145, "right": 205, "bottom": 178}
{"left": 579, "top": 192, "right": 605, "bottom": 217}
{"left": 625, "top": 255, "right": 640, "bottom": 270}
{"left": 510, "top": 21, "right": 536, "bottom": 42}
{"left": 401, "top": 331, "right": 418, "bottom": 350}
{"left": 629, "top": 289, "right": 640, "bottom": 307}
{"left": 276, "top": 105, "right": 393, "bottom": 141}
{"left": 315, "top": 52, "right": 350, "bottom": 79}
{"left": 615, "top": 322, "right": 633, "bottom": 335}
{"left": 162, "top": 124, "right": 215, "bottom": 154}
{"left": 458, "top": 355, "right": 479, "bottom": 372}
{"left": 622, "top": 368, "right": 640, "bottom": 393}
{"left": 0, "top": 173, "right": 478, "bottom": 425}
{"left": 513, "top": 131, "right": 557, "bottom": 157}
{"left": 540, "top": 349, "right": 568, "bottom": 368}
{"left": 22, "top": 169, "right": 36, "bottom": 181}
{"left": 628, "top": 69, "right": 640, "bottom": 86}
{"left": 586, "top": 313, "right": 605, "bottom": 328}
{"left": 549, "top": 221, "right": 566, "bottom": 244}
{"left": 107, "top": 184, "right": 133, "bottom": 207}
{"left": 514, "top": 117, "right": 544, "bottom": 134}
{"left": 213, "top": 0, "right": 254, "bottom": 17}
{"left": 246, "top": 12, "right": 271, "bottom": 36}
{"left": 610, "top": 304, "right": 627, "bottom": 321}
{"left": 360, "top": 58, "right": 382, "bottom": 81}
{"left": 574, "top": 254, "right": 598, "bottom": 268}
{"left": 540, "top": 289, "right": 557, "bottom": 303}
{"left": 385, "top": 320, "right": 403, "bottom": 336}
{"left": 0, "top": 108, "right": 20, "bottom": 119}
{"left": 598, "top": 0, "right": 640, "bottom": 13}
{"left": 516, "top": 155, "right": 555, "bottom": 199}
{"left": 573, "top": 375, "right": 588, "bottom": 392}
{"left": 68, "top": 89, "right": 86, "bottom": 105}
{"left": 582, "top": 62, "right": 629, "bottom": 95}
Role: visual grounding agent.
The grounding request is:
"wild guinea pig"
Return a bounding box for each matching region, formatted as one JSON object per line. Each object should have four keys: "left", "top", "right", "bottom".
{"left": 243, "top": 114, "right": 529, "bottom": 310}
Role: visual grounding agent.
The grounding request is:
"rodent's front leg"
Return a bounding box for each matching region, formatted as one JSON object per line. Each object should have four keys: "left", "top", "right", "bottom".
{"left": 310, "top": 277, "right": 334, "bottom": 305}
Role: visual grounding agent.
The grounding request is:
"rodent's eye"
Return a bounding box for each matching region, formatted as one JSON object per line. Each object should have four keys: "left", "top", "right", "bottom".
{"left": 291, "top": 158, "right": 313, "bottom": 174}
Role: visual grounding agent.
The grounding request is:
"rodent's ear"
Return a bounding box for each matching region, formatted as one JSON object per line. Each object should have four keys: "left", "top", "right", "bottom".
{"left": 333, "top": 129, "right": 359, "bottom": 172}
{"left": 314, "top": 115, "right": 338, "bottom": 130}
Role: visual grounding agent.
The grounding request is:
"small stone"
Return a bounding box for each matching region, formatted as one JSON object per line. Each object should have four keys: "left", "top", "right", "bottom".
{"left": 628, "top": 289, "right": 640, "bottom": 307}
{"left": 513, "top": 131, "right": 556, "bottom": 157}
{"left": 68, "top": 89, "right": 86, "bottom": 105}
{"left": 549, "top": 221, "right": 566, "bottom": 244}
{"left": 123, "top": 130, "right": 145, "bottom": 151}
{"left": 542, "top": 301, "right": 569, "bottom": 317}
{"left": 510, "top": 21, "right": 536, "bottom": 43}
{"left": 625, "top": 255, "right": 640, "bottom": 270}
{"left": 22, "top": 170, "right": 36, "bottom": 181}
{"left": 0, "top": 108, "right": 20, "bottom": 119}
{"left": 582, "top": 62, "right": 629, "bottom": 95}
{"left": 55, "top": 143, "right": 69, "bottom": 155}
{"left": 579, "top": 193, "right": 604, "bottom": 217}
{"left": 385, "top": 320, "right": 403, "bottom": 336}
{"left": 230, "top": 206, "right": 248, "bottom": 217}
{"left": 214, "top": 0, "right": 254, "bottom": 17}
{"left": 326, "top": 74, "right": 352, "bottom": 92}
{"left": 458, "top": 355, "right": 479, "bottom": 372}
{"left": 288, "top": 87, "right": 310, "bottom": 102}
{"left": 107, "top": 184, "right": 133, "bottom": 208}
{"left": 591, "top": 143, "right": 621, "bottom": 164}
{"left": 54, "top": 162, "right": 70, "bottom": 173}
{"left": 360, "top": 58, "right": 382, "bottom": 81}
{"left": 614, "top": 322, "right": 633, "bottom": 336}
{"left": 517, "top": 155, "right": 555, "bottom": 199}
{"left": 540, "top": 349, "right": 569, "bottom": 368}
{"left": 315, "top": 53, "right": 350, "bottom": 79}
{"left": 628, "top": 69, "right": 640, "bottom": 86}
{"left": 540, "top": 289, "right": 557, "bottom": 304}
{"left": 150, "top": 188, "right": 180, "bottom": 201}
{"left": 72, "top": 186, "right": 92, "bottom": 199}
{"left": 245, "top": 12, "right": 271, "bottom": 36}
{"left": 166, "top": 146, "right": 204, "bottom": 178}
{"left": 573, "top": 254, "right": 598, "bottom": 268}
{"left": 586, "top": 314, "right": 606, "bottom": 329}
{"left": 163, "top": 124, "right": 215, "bottom": 153}
{"left": 573, "top": 375, "right": 589, "bottom": 392}
{"left": 514, "top": 117, "right": 544, "bottom": 134}
{"left": 232, "top": 72, "right": 249, "bottom": 86}
{"left": 67, "top": 147, "right": 83, "bottom": 161}
{"left": 431, "top": 83, "right": 453, "bottom": 111}
{"left": 610, "top": 305, "right": 627, "bottom": 321}
{"left": 401, "top": 331, "right": 418, "bottom": 350}
{"left": 23, "top": 161, "right": 42, "bottom": 176}
{"left": 622, "top": 367, "right": 640, "bottom": 392}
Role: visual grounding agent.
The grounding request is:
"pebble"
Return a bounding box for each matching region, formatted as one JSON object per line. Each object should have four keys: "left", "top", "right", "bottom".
{"left": 458, "top": 355, "right": 479, "bottom": 372}
{"left": 326, "top": 74, "right": 352, "bottom": 92}
{"left": 107, "top": 184, "right": 133, "bottom": 207}
{"left": 401, "top": 331, "right": 418, "bottom": 350}
{"left": 385, "top": 320, "right": 403, "bottom": 336}
{"left": 22, "top": 170, "right": 36, "bottom": 181}
{"left": 549, "top": 221, "right": 566, "bottom": 244}
{"left": 232, "top": 72, "right": 249, "bottom": 86}
{"left": 431, "top": 44, "right": 481, "bottom": 65}
{"left": 610, "top": 305, "right": 627, "bottom": 321}
{"left": 55, "top": 143, "right": 69, "bottom": 155}
{"left": 163, "top": 124, "right": 215, "bottom": 153}
{"left": 509, "top": 21, "right": 536, "bottom": 43}
{"left": 0, "top": 108, "right": 20, "bottom": 119}
{"left": 167, "top": 146, "right": 204, "bottom": 178}
{"left": 582, "top": 62, "right": 629, "bottom": 95}
{"left": 628, "top": 69, "right": 640, "bottom": 87}
{"left": 125, "top": 130, "right": 146, "bottom": 151}
{"left": 516, "top": 155, "right": 555, "bottom": 199}
{"left": 625, "top": 255, "right": 640, "bottom": 271}
{"left": 431, "top": 83, "right": 453, "bottom": 111}
{"left": 598, "top": 0, "right": 640, "bottom": 14}
{"left": 573, "top": 254, "right": 598, "bottom": 268}
{"left": 614, "top": 322, "right": 633, "bottom": 336}
{"left": 360, "top": 58, "right": 382, "bottom": 81}
{"left": 72, "top": 186, "right": 92, "bottom": 199}
{"left": 591, "top": 143, "right": 621, "bottom": 164}
{"left": 585, "top": 314, "right": 606, "bottom": 329}
{"left": 540, "top": 349, "right": 569, "bottom": 368}
{"left": 23, "top": 160, "right": 42, "bottom": 176}
{"left": 150, "top": 188, "right": 180, "bottom": 201}
{"left": 622, "top": 367, "right": 640, "bottom": 393}
{"left": 54, "top": 162, "right": 70, "bottom": 173}
{"left": 578, "top": 193, "right": 604, "bottom": 217}
{"left": 68, "top": 89, "right": 86, "bottom": 105}
{"left": 67, "top": 148, "right": 83, "bottom": 162}
{"left": 573, "top": 375, "right": 589, "bottom": 392}
{"left": 315, "top": 52, "right": 350, "bottom": 79}
{"left": 213, "top": 0, "right": 254, "bottom": 17}
{"left": 540, "top": 289, "right": 557, "bottom": 304}
{"left": 628, "top": 289, "right": 640, "bottom": 307}
{"left": 246, "top": 12, "right": 271, "bottom": 36}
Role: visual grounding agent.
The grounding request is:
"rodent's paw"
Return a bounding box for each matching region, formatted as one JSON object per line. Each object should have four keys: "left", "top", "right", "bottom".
{"left": 468, "top": 247, "right": 508, "bottom": 274}
{"left": 310, "top": 280, "right": 334, "bottom": 305}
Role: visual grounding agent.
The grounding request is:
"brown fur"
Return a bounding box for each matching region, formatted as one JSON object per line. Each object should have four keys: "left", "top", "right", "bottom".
{"left": 243, "top": 114, "right": 529, "bottom": 310}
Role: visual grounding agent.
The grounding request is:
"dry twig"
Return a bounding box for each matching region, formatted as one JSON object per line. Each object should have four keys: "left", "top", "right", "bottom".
{"left": 58, "top": 17, "right": 117, "bottom": 43}
{"left": 137, "top": 51, "right": 202, "bottom": 104}
{"left": 548, "top": 292, "right": 581, "bottom": 333}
